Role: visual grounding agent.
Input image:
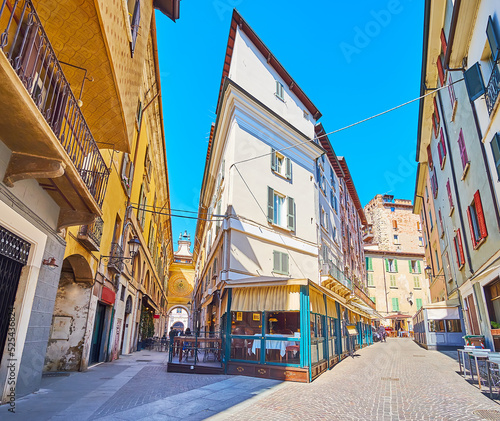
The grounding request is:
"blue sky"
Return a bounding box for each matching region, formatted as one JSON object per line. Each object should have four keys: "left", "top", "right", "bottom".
{"left": 156, "top": 0, "right": 424, "bottom": 250}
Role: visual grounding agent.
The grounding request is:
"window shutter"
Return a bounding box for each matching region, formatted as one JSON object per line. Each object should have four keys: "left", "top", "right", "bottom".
{"left": 287, "top": 197, "right": 295, "bottom": 231}
{"left": 433, "top": 97, "right": 440, "bottom": 125}
{"left": 271, "top": 148, "right": 277, "bottom": 171}
{"left": 369, "top": 258, "right": 373, "bottom": 271}
{"left": 446, "top": 180, "right": 453, "bottom": 208}
{"left": 121, "top": 154, "right": 129, "bottom": 180}
{"left": 474, "top": 190, "right": 488, "bottom": 239}
{"left": 487, "top": 15, "right": 500, "bottom": 62}
{"left": 467, "top": 207, "right": 478, "bottom": 248}
{"left": 267, "top": 187, "right": 274, "bottom": 223}
{"left": 457, "top": 229, "right": 465, "bottom": 266}
{"left": 427, "top": 145, "right": 433, "bottom": 169}
{"left": 437, "top": 55, "right": 445, "bottom": 85}
{"left": 130, "top": 0, "right": 141, "bottom": 57}
{"left": 438, "top": 140, "right": 443, "bottom": 166}
{"left": 408, "top": 260, "right": 413, "bottom": 273}
{"left": 441, "top": 130, "right": 446, "bottom": 158}
{"left": 440, "top": 28, "right": 447, "bottom": 55}
{"left": 221, "top": 159, "right": 225, "bottom": 180}
{"left": 491, "top": 133, "right": 500, "bottom": 180}
{"left": 432, "top": 113, "right": 438, "bottom": 138}
{"left": 416, "top": 298, "right": 423, "bottom": 310}
{"left": 273, "top": 251, "right": 280, "bottom": 272}
{"left": 394, "top": 259, "right": 398, "bottom": 272}
{"left": 285, "top": 157, "right": 292, "bottom": 179}
{"left": 385, "top": 259, "right": 389, "bottom": 272}
{"left": 282, "top": 253, "right": 289, "bottom": 274}
{"left": 417, "top": 260, "right": 421, "bottom": 273}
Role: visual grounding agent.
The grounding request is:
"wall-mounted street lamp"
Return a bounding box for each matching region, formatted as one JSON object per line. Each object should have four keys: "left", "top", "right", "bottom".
{"left": 425, "top": 265, "right": 446, "bottom": 283}
{"left": 407, "top": 291, "right": 414, "bottom": 306}
{"left": 100, "top": 236, "right": 141, "bottom": 275}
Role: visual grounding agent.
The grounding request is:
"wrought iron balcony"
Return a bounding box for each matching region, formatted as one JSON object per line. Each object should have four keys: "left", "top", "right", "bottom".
{"left": 108, "top": 243, "right": 124, "bottom": 273}
{"left": 321, "top": 260, "right": 352, "bottom": 291}
{"left": 486, "top": 63, "right": 500, "bottom": 116}
{"left": 78, "top": 216, "right": 104, "bottom": 252}
{"left": 0, "top": 0, "right": 109, "bottom": 208}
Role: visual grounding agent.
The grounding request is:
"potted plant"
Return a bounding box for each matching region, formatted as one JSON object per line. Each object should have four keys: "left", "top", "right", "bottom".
{"left": 491, "top": 321, "right": 500, "bottom": 336}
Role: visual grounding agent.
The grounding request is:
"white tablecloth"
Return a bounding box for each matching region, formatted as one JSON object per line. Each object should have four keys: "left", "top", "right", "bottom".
{"left": 250, "top": 335, "right": 300, "bottom": 357}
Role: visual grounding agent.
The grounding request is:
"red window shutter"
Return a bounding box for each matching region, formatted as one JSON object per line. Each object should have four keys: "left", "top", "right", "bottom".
{"left": 427, "top": 144, "right": 434, "bottom": 169}
{"left": 446, "top": 180, "right": 453, "bottom": 208}
{"left": 441, "top": 28, "right": 447, "bottom": 55}
{"left": 457, "top": 229, "right": 465, "bottom": 266}
{"left": 458, "top": 129, "right": 468, "bottom": 169}
{"left": 438, "top": 208, "right": 444, "bottom": 232}
{"left": 432, "top": 114, "right": 438, "bottom": 138}
{"left": 440, "top": 129, "right": 446, "bottom": 159}
{"left": 437, "top": 55, "right": 445, "bottom": 85}
{"left": 467, "top": 207, "right": 478, "bottom": 248}
{"left": 434, "top": 97, "right": 440, "bottom": 125}
{"left": 438, "top": 141, "right": 443, "bottom": 165}
{"left": 474, "top": 190, "right": 488, "bottom": 239}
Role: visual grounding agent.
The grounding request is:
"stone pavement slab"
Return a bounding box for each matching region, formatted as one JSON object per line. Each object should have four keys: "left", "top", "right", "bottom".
{"left": 3, "top": 340, "right": 500, "bottom": 420}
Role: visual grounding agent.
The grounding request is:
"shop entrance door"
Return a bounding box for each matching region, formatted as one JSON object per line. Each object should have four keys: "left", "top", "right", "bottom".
{"left": 0, "top": 226, "right": 30, "bottom": 365}
{"left": 90, "top": 303, "right": 106, "bottom": 364}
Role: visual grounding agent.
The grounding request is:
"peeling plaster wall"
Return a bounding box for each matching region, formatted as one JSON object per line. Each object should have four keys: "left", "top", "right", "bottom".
{"left": 44, "top": 271, "right": 92, "bottom": 372}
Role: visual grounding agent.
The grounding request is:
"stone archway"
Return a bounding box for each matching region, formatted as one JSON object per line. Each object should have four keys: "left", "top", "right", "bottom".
{"left": 167, "top": 306, "right": 189, "bottom": 332}
{"left": 44, "top": 254, "right": 94, "bottom": 372}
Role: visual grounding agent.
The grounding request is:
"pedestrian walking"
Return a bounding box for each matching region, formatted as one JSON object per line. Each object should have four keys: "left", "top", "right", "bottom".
{"left": 378, "top": 325, "right": 386, "bottom": 342}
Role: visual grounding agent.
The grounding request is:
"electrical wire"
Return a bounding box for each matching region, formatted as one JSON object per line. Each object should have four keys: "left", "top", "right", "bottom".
{"left": 232, "top": 78, "right": 464, "bottom": 168}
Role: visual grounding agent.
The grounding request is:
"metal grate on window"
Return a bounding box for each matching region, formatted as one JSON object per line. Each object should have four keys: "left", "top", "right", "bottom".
{"left": 0, "top": 225, "right": 31, "bottom": 265}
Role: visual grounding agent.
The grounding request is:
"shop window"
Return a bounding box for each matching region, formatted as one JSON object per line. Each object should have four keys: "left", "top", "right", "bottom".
{"left": 446, "top": 319, "right": 462, "bottom": 333}
{"left": 428, "top": 320, "right": 445, "bottom": 332}
{"left": 231, "top": 311, "right": 261, "bottom": 335}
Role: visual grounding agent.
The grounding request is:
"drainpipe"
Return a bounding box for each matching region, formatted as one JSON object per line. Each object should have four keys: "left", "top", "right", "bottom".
{"left": 437, "top": 90, "right": 474, "bottom": 275}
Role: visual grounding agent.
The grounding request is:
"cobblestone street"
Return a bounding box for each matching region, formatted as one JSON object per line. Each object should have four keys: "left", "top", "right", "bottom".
{"left": 3, "top": 339, "right": 500, "bottom": 420}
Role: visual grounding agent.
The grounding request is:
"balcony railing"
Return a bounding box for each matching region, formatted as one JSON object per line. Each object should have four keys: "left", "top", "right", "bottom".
{"left": 0, "top": 0, "right": 109, "bottom": 206}
{"left": 78, "top": 216, "right": 103, "bottom": 251}
{"left": 322, "top": 260, "right": 352, "bottom": 291}
{"left": 486, "top": 63, "right": 500, "bottom": 116}
{"left": 108, "top": 243, "right": 124, "bottom": 273}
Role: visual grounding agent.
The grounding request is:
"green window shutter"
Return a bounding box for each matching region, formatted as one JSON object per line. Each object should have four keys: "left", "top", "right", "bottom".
{"left": 365, "top": 257, "right": 369, "bottom": 269}
{"left": 267, "top": 187, "right": 274, "bottom": 223}
{"left": 394, "top": 259, "right": 398, "bottom": 272}
{"left": 285, "top": 157, "right": 292, "bottom": 179}
{"left": 369, "top": 257, "right": 373, "bottom": 271}
{"left": 273, "top": 251, "right": 280, "bottom": 272}
{"left": 408, "top": 260, "right": 413, "bottom": 273}
{"left": 416, "top": 298, "right": 422, "bottom": 310}
{"left": 385, "top": 259, "right": 389, "bottom": 272}
{"left": 370, "top": 296, "right": 376, "bottom": 304}
{"left": 271, "top": 148, "right": 277, "bottom": 171}
{"left": 282, "top": 252, "right": 289, "bottom": 275}
{"left": 417, "top": 260, "right": 421, "bottom": 274}
{"left": 287, "top": 197, "right": 295, "bottom": 231}
{"left": 392, "top": 298, "right": 399, "bottom": 312}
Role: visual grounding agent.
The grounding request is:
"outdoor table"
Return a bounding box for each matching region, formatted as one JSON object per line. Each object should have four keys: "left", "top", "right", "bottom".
{"left": 250, "top": 334, "right": 300, "bottom": 359}
{"left": 487, "top": 354, "right": 500, "bottom": 398}
{"left": 469, "top": 349, "right": 491, "bottom": 390}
